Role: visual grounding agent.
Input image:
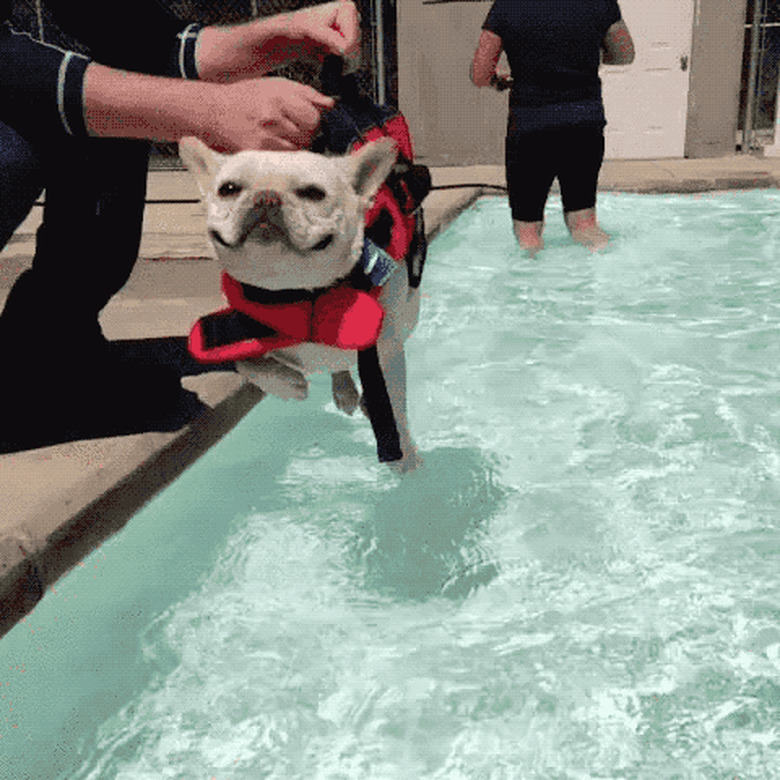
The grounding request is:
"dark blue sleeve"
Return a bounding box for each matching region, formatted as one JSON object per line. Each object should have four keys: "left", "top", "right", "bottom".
{"left": 40, "top": 0, "right": 197, "bottom": 76}
{"left": 482, "top": 1, "right": 508, "bottom": 37}
{"left": 0, "top": 14, "right": 202, "bottom": 143}
{"left": 0, "top": 25, "right": 92, "bottom": 140}
{"left": 605, "top": 1, "right": 622, "bottom": 29}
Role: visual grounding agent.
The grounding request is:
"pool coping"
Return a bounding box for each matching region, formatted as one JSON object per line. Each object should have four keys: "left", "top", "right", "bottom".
{"left": 3, "top": 152, "right": 780, "bottom": 637}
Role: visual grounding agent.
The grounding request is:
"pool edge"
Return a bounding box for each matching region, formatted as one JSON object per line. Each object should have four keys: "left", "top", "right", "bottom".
{"left": 0, "top": 378, "right": 265, "bottom": 638}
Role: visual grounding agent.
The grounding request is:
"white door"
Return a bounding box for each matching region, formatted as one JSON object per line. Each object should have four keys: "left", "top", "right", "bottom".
{"left": 601, "top": 0, "right": 695, "bottom": 158}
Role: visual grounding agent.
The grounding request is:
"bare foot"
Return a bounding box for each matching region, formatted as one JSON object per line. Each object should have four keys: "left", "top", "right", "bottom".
{"left": 513, "top": 219, "right": 544, "bottom": 256}
{"left": 388, "top": 446, "right": 424, "bottom": 474}
{"left": 565, "top": 208, "right": 610, "bottom": 251}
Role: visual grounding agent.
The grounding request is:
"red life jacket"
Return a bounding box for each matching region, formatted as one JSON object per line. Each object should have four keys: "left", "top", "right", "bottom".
{"left": 188, "top": 271, "right": 387, "bottom": 364}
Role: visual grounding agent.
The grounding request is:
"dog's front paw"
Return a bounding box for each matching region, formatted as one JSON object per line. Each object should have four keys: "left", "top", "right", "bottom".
{"left": 236, "top": 357, "right": 309, "bottom": 400}
{"left": 331, "top": 370, "right": 361, "bottom": 415}
{"left": 387, "top": 446, "right": 424, "bottom": 475}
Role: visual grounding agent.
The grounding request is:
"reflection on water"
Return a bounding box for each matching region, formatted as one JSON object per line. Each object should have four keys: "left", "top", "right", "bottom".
{"left": 350, "top": 447, "right": 504, "bottom": 600}
{"left": 2, "top": 192, "right": 780, "bottom": 778}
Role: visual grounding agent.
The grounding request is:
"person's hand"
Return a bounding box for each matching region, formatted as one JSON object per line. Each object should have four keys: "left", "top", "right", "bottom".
{"left": 197, "top": 0, "right": 360, "bottom": 82}
{"left": 280, "top": 0, "right": 360, "bottom": 60}
{"left": 84, "top": 64, "right": 334, "bottom": 151}
{"left": 490, "top": 72, "right": 513, "bottom": 91}
{"left": 201, "top": 77, "right": 335, "bottom": 152}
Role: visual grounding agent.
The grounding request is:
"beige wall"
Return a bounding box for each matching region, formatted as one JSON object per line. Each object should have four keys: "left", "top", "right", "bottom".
{"left": 398, "top": 0, "right": 748, "bottom": 164}
{"left": 685, "top": 0, "right": 748, "bottom": 157}
{"left": 398, "top": 0, "right": 507, "bottom": 166}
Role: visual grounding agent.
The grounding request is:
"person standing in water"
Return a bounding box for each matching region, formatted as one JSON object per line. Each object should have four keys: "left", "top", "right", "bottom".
{"left": 471, "top": 0, "right": 635, "bottom": 255}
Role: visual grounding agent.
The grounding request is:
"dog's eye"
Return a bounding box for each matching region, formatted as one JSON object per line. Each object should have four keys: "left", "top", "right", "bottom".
{"left": 217, "top": 181, "right": 243, "bottom": 198}
{"left": 313, "top": 234, "right": 333, "bottom": 251}
{"left": 295, "top": 185, "right": 326, "bottom": 202}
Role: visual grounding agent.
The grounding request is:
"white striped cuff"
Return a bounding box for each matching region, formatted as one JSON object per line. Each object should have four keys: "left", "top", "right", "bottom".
{"left": 177, "top": 23, "right": 202, "bottom": 80}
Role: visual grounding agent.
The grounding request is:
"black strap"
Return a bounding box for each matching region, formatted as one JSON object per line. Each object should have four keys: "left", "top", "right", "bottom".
{"left": 200, "top": 310, "right": 276, "bottom": 349}
{"left": 358, "top": 345, "right": 403, "bottom": 462}
{"left": 385, "top": 161, "right": 432, "bottom": 215}
{"left": 240, "top": 283, "right": 320, "bottom": 305}
{"left": 406, "top": 209, "right": 427, "bottom": 289}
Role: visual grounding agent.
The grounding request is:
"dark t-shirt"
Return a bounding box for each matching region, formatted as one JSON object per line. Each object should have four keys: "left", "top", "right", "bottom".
{"left": 484, "top": 0, "right": 622, "bottom": 133}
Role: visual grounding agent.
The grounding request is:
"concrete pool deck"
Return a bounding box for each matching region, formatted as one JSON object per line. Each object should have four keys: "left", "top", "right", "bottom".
{"left": 2, "top": 152, "right": 780, "bottom": 636}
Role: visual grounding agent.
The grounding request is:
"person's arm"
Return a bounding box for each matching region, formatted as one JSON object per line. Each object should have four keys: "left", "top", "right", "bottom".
{"left": 195, "top": 0, "right": 360, "bottom": 83}
{"left": 471, "top": 29, "right": 503, "bottom": 87}
{"left": 80, "top": 1, "right": 358, "bottom": 150}
{"left": 83, "top": 63, "right": 334, "bottom": 152}
{"left": 0, "top": 2, "right": 351, "bottom": 153}
{"left": 43, "top": 0, "right": 359, "bottom": 82}
{"left": 601, "top": 19, "right": 635, "bottom": 65}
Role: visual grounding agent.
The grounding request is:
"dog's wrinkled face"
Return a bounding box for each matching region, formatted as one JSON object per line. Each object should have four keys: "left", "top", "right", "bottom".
{"left": 179, "top": 137, "right": 397, "bottom": 291}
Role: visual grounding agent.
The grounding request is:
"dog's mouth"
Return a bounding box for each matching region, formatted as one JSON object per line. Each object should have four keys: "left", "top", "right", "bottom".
{"left": 209, "top": 229, "right": 231, "bottom": 248}
{"left": 312, "top": 234, "right": 334, "bottom": 251}
{"left": 247, "top": 221, "right": 286, "bottom": 244}
{"left": 210, "top": 223, "right": 336, "bottom": 254}
{"left": 209, "top": 220, "right": 286, "bottom": 249}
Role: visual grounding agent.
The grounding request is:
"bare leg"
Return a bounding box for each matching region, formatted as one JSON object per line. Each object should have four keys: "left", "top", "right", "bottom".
{"left": 375, "top": 339, "right": 423, "bottom": 474}
{"left": 512, "top": 219, "right": 544, "bottom": 256}
{"left": 564, "top": 207, "right": 609, "bottom": 251}
{"left": 374, "top": 269, "right": 423, "bottom": 474}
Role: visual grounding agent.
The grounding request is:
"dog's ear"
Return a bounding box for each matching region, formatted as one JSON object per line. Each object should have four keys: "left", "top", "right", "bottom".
{"left": 178, "top": 136, "right": 226, "bottom": 197}
{"left": 350, "top": 138, "right": 398, "bottom": 201}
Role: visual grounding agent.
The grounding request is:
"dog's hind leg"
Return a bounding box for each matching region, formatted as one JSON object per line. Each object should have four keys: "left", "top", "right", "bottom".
{"left": 371, "top": 273, "right": 423, "bottom": 473}
{"left": 331, "top": 370, "right": 361, "bottom": 415}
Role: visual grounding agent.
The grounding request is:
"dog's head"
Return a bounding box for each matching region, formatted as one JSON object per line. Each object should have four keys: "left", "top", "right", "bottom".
{"left": 179, "top": 136, "right": 398, "bottom": 291}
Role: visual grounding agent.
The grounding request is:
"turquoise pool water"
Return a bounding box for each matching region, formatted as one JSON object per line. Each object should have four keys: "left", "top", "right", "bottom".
{"left": 3, "top": 191, "right": 780, "bottom": 779}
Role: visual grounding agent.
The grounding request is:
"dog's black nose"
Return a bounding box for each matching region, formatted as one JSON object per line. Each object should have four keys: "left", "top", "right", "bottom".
{"left": 254, "top": 190, "right": 281, "bottom": 210}
{"left": 251, "top": 190, "right": 283, "bottom": 229}
{"left": 242, "top": 192, "right": 285, "bottom": 244}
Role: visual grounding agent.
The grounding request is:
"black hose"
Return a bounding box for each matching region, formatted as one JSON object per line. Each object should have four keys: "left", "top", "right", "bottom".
{"left": 430, "top": 184, "right": 508, "bottom": 192}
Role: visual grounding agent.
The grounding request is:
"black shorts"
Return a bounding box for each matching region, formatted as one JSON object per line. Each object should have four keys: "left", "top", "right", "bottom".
{"left": 505, "top": 123, "right": 605, "bottom": 222}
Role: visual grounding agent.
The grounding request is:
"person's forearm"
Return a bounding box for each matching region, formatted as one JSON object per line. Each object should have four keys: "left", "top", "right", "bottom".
{"left": 195, "top": 11, "right": 328, "bottom": 83}
{"left": 472, "top": 30, "right": 502, "bottom": 87}
{"left": 84, "top": 62, "right": 216, "bottom": 142}
{"left": 83, "top": 62, "right": 334, "bottom": 153}
{"left": 471, "top": 51, "right": 497, "bottom": 87}
{"left": 471, "top": 61, "right": 495, "bottom": 87}
{"left": 194, "top": 2, "right": 360, "bottom": 84}
{"left": 195, "top": 16, "right": 285, "bottom": 82}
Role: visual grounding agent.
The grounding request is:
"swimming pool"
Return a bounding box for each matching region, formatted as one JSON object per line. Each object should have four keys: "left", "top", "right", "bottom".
{"left": 3, "top": 191, "right": 780, "bottom": 778}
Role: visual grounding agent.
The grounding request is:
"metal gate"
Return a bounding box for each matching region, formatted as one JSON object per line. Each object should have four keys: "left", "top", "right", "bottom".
{"left": 740, "top": 0, "right": 780, "bottom": 151}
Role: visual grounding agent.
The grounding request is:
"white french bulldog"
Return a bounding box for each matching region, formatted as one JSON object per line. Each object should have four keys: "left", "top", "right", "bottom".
{"left": 179, "top": 135, "right": 422, "bottom": 473}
